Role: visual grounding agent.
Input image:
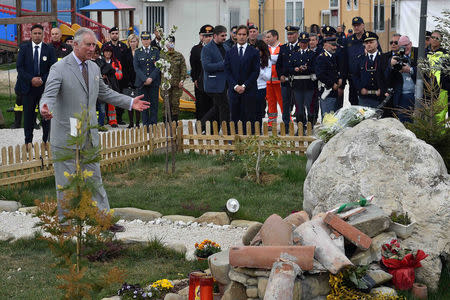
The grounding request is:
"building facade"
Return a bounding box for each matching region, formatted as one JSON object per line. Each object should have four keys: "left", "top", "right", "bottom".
{"left": 250, "top": 0, "right": 399, "bottom": 50}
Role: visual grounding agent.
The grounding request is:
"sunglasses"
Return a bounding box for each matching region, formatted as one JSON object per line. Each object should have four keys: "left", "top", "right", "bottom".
{"left": 431, "top": 36, "right": 441, "bottom": 41}
{"left": 389, "top": 41, "right": 398, "bottom": 45}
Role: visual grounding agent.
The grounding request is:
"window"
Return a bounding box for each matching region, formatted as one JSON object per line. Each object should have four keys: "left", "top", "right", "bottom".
{"left": 286, "top": 1, "right": 304, "bottom": 30}
{"left": 391, "top": 0, "right": 398, "bottom": 30}
{"left": 373, "top": 0, "right": 385, "bottom": 31}
{"left": 329, "top": 0, "right": 338, "bottom": 8}
{"left": 347, "top": 0, "right": 352, "bottom": 11}
{"left": 321, "top": 10, "right": 331, "bottom": 26}
{"left": 146, "top": 6, "right": 165, "bottom": 33}
{"left": 229, "top": 8, "right": 240, "bottom": 30}
{"left": 353, "top": 0, "right": 358, "bottom": 10}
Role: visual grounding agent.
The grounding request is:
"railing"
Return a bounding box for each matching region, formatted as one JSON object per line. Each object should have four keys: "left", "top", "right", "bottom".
{"left": 0, "top": 121, "right": 316, "bottom": 188}
{"left": 73, "top": 12, "right": 110, "bottom": 43}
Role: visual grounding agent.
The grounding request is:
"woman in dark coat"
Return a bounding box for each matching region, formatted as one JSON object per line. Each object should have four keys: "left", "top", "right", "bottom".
{"left": 122, "top": 34, "right": 140, "bottom": 128}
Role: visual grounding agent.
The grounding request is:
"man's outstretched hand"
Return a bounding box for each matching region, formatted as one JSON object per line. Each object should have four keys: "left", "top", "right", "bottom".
{"left": 132, "top": 94, "right": 150, "bottom": 111}
{"left": 40, "top": 103, "right": 53, "bottom": 120}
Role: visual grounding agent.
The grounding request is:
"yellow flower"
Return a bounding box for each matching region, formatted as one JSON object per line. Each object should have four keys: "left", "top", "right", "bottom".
{"left": 322, "top": 113, "right": 338, "bottom": 126}
{"left": 63, "top": 171, "right": 71, "bottom": 178}
{"left": 57, "top": 184, "right": 63, "bottom": 189}
{"left": 92, "top": 201, "right": 97, "bottom": 207}
{"left": 83, "top": 170, "right": 93, "bottom": 178}
{"left": 109, "top": 209, "right": 115, "bottom": 215}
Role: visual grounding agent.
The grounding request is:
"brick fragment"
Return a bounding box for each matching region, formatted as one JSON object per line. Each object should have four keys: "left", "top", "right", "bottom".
{"left": 324, "top": 212, "right": 372, "bottom": 250}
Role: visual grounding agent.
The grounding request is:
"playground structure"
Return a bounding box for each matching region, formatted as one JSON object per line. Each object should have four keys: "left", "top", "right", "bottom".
{"left": 0, "top": 0, "right": 195, "bottom": 114}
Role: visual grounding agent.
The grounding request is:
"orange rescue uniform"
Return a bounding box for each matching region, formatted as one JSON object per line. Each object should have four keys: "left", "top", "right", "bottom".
{"left": 266, "top": 43, "right": 283, "bottom": 127}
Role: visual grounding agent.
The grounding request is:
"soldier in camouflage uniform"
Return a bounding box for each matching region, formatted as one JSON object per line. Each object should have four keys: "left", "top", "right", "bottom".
{"left": 161, "top": 36, "right": 188, "bottom": 122}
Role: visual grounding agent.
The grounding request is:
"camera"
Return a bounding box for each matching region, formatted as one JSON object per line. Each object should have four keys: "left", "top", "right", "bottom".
{"left": 392, "top": 46, "right": 409, "bottom": 71}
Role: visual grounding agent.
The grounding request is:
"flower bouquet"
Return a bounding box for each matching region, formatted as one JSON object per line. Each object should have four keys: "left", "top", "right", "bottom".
{"left": 194, "top": 239, "right": 221, "bottom": 259}
{"left": 381, "top": 239, "right": 428, "bottom": 290}
{"left": 316, "top": 106, "right": 382, "bottom": 142}
{"left": 117, "top": 279, "right": 173, "bottom": 299}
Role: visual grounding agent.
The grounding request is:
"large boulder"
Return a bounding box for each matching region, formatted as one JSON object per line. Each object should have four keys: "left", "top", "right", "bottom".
{"left": 303, "top": 118, "right": 450, "bottom": 291}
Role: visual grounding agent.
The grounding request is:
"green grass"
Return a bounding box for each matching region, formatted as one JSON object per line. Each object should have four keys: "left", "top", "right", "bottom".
{"left": 0, "top": 236, "right": 204, "bottom": 300}
{"left": 2, "top": 153, "right": 307, "bottom": 222}
{"left": 0, "top": 62, "right": 16, "bottom": 71}
{"left": 0, "top": 93, "right": 16, "bottom": 128}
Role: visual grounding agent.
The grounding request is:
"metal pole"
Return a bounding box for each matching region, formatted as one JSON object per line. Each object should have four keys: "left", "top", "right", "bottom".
{"left": 415, "top": 0, "right": 428, "bottom": 105}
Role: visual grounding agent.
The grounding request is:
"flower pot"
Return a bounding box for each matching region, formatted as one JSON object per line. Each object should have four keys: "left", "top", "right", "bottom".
{"left": 389, "top": 221, "right": 416, "bottom": 239}
{"left": 412, "top": 283, "right": 427, "bottom": 299}
{"left": 196, "top": 256, "right": 208, "bottom": 261}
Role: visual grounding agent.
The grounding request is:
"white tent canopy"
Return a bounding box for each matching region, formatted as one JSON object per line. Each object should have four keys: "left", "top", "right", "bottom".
{"left": 398, "top": 0, "right": 447, "bottom": 47}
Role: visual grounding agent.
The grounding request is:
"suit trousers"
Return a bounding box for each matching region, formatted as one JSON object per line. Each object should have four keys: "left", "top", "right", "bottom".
{"left": 358, "top": 96, "right": 380, "bottom": 108}
{"left": 23, "top": 88, "right": 50, "bottom": 144}
{"left": 140, "top": 85, "right": 159, "bottom": 126}
{"left": 195, "top": 86, "right": 213, "bottom": 121}
{"left": 320, "top": 97, "right": 337, "bottom": 119}
{"left": 229, "top": 92, "right": 258, "bottom": 134}
{"left": 348, "top": 79, "right": 359, "bottom": 106}
{"left": 202, "top": 92, "right": 230, "bottom": 131}
{"left": 52, "top": 144, "right": 109, "bottom": 221}
{"left": 293, "top": 88, "right": 314, "bottom": 128}
{"left": 281, "top": 86, "right": 294, "bottom": 129}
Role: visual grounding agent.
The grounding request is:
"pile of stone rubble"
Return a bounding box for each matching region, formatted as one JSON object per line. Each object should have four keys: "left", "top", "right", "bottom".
{"left": 208, "top": 205, "right": 417, "bottom": 300}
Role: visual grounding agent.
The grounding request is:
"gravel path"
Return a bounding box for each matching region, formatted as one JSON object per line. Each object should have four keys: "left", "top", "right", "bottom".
{"left": 0, "top": 211, "right": 245, "bottom": 259}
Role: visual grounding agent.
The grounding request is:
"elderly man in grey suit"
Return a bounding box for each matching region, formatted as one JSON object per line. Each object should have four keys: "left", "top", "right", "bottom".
{"left": 40, "top": 28, "right": 149, "bottom": 232}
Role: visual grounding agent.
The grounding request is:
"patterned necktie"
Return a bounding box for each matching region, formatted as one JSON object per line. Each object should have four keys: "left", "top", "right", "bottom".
{"left": 33, "top": 45, "right": 39, "bottom": 75}
{"left": 81, "top": 62, "right": 89, "bottom": 91}
{"left": 239, "top": 46, "right": 243, "bottom": 57}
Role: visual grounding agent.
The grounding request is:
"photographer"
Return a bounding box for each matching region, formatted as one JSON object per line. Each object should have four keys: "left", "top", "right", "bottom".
{"left": 387, "top": 35, "right": 417, "bottom": 122}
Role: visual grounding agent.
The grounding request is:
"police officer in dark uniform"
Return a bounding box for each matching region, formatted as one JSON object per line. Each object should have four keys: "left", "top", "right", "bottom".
{"left": 346, "top": 17, "right": 368, "bottom": 106}
{"left": 346, "top": 17, "right": 383, "bottom": 106}
{"left": 322, "top": 25, "right": 347, "bottom": 110}
{"left": 315, "top": 36, "right": 342, "bottom": 118}
{"left": 353, "top": 31, "right": 388, "bottom": 108}
{"left": 133, "top": 31, "right": 161, "bottom": 126}
{"left": 190, "top": 24, "right": 215, "bottom": 121}
{"left": 276, "top": 25, "right": 300, "bottom": 129}
{"left": 102, "top": 26, "right": 128, "bottom": 124}
{"left": 290, "top": 32, "right": 316, "bottom": 131}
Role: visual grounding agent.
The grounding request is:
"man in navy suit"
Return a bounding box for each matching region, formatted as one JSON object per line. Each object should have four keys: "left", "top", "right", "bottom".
{"left": 200, "top": 25, "right": 230, "bottom": 131}
{"left": 225, "top": 25, "right": 260, "bottom": 130}
{"left": 16, "top": 24, "right": 57, "bottom": 145}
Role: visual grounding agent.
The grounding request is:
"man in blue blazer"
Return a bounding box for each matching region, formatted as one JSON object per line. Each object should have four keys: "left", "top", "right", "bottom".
{"left": 200, "top": 25, "right": 230, "bottom": 131}
{"left": 225, "top": 25, "right": 260, "bottom": 130}
{"left": 16, "top": 24, "right": 57, "bottom": 145}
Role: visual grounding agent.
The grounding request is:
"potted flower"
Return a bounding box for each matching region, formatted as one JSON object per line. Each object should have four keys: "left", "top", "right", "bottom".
{"left": 381, "top": 239, "right": 427, "bottom": 290}
{"left": 194, "top": 239, "right": 221, "bottom": 260}
{"left": 389, "top": 211, "right": 416, "bottom": 239}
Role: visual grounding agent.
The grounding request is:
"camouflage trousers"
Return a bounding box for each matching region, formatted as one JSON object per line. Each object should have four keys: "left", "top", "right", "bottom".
{"left": 161, "top": 87, "right": 183, "bottom": 117}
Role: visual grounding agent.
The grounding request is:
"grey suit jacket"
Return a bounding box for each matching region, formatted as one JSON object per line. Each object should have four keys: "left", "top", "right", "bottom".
{"left": 40, "top": 53, "right": 132, "bottom": 149}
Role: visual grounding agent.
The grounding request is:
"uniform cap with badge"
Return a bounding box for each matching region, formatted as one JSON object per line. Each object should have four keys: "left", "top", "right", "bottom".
{"left": 141, "top": 31, "right": 151, "bottom": 40}
{"left": 200, "top": 24, "right": 214, "bottom": 36}
{"left": 109, "top": 26, "right": 119, "bottom": 33}
{"left": 322, "top": 26, "right": 337, "bottom": 36}
{"left": 248, "top": 24, "right": 258, "bottom": 31}
{"left": 298, "top": 32, "right": 309, "bottom": 42}
{"left": 285, "top": 25, "right": 300, "bottom": 34}
{"left": 323, "top": 36, "right": 338, "bottom": 46}
{"left": 352, "top": 17, "right": 364, "bottom": 25}
{"left": 363, "top": 31, "right": 379, "bottom": 42}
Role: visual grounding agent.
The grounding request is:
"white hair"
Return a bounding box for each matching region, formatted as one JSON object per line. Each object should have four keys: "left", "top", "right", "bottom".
{"left": 74, "top": 27, "right": 97, "bottom": 44}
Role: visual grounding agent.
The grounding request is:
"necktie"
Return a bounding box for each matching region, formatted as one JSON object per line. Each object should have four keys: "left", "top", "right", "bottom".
{"left": 81, "top": 62, "right": 89, "bottom": 91}
{"left": 369, "top": 54, "right": 374, "bottom": 62}
{"left": 290, "top": 45, "right": 293, "bottom": 51}
{"left": 33, "top": 45, "right": 39, "bottom": 75}
{"left": 146, "top": 48, "right": 150, "bottom": 54}
{"left": 239, "top": 46, "right": 243, "bottom": 57}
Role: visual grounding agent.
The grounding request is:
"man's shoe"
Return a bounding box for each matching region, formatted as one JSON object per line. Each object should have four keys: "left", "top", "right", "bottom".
{"left": 127, "top": 123, "right": 134, "bottom": 129}
{"left": 118, "top": 121, "right": 126, "bottom": 125}
{"left": 34, "top": 123, "right": 40, "bottom": 129}
{"left": 109, "top": 223, "right": 125, "bottom": 233}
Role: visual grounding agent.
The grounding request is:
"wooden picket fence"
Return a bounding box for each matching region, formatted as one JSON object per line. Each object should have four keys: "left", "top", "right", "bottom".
{"left": 0, "top": 121, "right": 315, "bottom": 188}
